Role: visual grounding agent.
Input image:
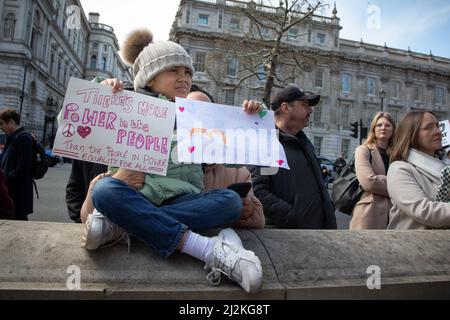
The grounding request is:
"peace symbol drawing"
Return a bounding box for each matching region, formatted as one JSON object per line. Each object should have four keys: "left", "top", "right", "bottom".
{"left": 62, "top": 124, "right": 75, "bottom": 138}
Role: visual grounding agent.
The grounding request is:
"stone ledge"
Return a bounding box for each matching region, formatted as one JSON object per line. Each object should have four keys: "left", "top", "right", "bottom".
{"left": 0, "top": 220, "right": 449, "bottom": 299}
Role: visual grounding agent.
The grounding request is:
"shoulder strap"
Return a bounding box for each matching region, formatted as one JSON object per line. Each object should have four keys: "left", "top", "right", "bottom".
{"left": 367, "top": 146, "right": 372, "bottom": 164}
{"left": 33, "top": 180, "right": 39, "bottom": 199}
{"left": 13, "top": 131, "right": 34, "bottom": 145}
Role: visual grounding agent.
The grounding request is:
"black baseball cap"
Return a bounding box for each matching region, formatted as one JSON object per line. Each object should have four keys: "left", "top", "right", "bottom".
{"left": 271, "top": 86, "right": 320, "bottom": 110}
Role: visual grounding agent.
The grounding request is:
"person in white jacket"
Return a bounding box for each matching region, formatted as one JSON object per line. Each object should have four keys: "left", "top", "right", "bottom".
{"left": 387, "top": 111, "right": 450, "bottom": 229}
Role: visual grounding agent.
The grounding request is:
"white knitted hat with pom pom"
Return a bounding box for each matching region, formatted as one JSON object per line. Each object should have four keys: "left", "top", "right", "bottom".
{"left": 122, "top": 29, "right": 194, "bottom": 91}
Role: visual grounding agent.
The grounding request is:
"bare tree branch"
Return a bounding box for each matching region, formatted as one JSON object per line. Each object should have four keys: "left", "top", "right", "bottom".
{"left": 282, "top": 2, "right": 321, "bottom": 32}
{"left": 228, "top": 73, "right": 258, "bottom": 91}
{"left": 200, "top": 0, "right": 323, "bottom": 105}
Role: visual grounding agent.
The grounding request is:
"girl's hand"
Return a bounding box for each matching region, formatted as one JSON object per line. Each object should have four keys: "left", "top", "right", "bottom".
{"left": 101, "top": 78, "right": 124, "bottom": 93}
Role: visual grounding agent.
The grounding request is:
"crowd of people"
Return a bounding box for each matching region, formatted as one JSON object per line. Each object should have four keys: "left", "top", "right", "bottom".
{"left": 1, "top": 27, "right": 449, "bottom": 294}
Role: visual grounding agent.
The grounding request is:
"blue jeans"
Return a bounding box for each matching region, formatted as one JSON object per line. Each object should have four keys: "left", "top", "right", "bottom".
{"left": 92, "top": 177, "right": 242, "bottom": 258}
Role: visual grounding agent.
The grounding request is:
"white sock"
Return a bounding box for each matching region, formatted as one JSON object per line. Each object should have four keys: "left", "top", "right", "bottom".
{"left": 181, "top": 231, "right": 216, "bottom": 263}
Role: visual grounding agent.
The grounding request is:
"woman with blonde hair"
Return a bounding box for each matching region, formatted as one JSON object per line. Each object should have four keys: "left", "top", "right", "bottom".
{"left": 350, "top": 112, "right": 396, "bottom": 229}
{"left": 387, "top": 111, "right": 450, "bottom": 229}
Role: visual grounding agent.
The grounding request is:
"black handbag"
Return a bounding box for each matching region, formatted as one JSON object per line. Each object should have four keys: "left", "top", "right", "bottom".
{"left": 331, "top": 150, "right": 371, "bottom": 215}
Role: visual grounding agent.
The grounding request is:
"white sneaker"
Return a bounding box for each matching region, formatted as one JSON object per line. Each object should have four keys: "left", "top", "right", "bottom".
{"left": 217, "top": 228, "right": 243, "bottom": 248}
{"left": 81, "top": 210, "right": 130, "bottom": 252}
{"left": 205, "top": 229, "right": 263, "bottom": 294}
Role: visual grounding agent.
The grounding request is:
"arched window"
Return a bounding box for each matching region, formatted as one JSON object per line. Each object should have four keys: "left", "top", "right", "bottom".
{"left": 90, "top": 55, "right": 97, "bottom": 69}
{"left": 3, "top": 13, "right": 16, "bottom": 39}
{"left": 102, "top": 57, "right": 107, "bottom": 71}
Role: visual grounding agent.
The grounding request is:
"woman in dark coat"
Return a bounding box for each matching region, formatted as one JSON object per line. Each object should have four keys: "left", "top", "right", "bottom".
{"left": 0, "top": 109, "right": 33, "bottom": 220}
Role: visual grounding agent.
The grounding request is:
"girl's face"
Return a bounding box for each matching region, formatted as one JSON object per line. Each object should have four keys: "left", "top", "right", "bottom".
{"left": 148, "top": 66, "right": 192, "bottom": 100}
{"left": 417, "top": 112, "right": 442, "bottom": 156}
{"left": 374, "top": 117, "right": 394, "bottom": 142}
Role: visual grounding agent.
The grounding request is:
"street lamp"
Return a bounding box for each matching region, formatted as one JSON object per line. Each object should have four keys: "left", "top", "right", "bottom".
{"left": 43, "top": 97, "right": 57, "bottom": 146}
{"left": 19, "top": 55, "right": 32, "bottom": 117}
{"left": 379, "top": 88, "right": 386, "bottom": 112}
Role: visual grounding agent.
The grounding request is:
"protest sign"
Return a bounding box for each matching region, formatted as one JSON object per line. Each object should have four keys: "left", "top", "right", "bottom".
{"left": 175, "top": 97, "right": 289, "bottom": 169}
{"left": 53, "top": 78, "right": 175, "bottom": 175}
{"left": 440, "top": 120, "right": 450, "bottom": 147}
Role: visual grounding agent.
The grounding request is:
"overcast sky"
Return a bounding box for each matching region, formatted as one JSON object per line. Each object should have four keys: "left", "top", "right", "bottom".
{"left": 79, "top": 0, "right": 450, "bottom": 58}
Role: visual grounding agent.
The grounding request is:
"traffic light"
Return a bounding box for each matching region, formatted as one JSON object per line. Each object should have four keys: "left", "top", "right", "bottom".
{"left": 350, "top": 121, "right": 358, "bottom": 139}
{"left": 361, "top": 126, "right": 369, "bottom": 140}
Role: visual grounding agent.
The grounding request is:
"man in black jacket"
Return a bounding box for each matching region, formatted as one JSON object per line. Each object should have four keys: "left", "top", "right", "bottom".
{"left": 250, "top": 86, "right": 337, "bottom": 229}
{"left": 66, "top": 160, "right": 107, "bottom": 223}
{"left": 0, "top": 109, "right": 33, "bottom": 220}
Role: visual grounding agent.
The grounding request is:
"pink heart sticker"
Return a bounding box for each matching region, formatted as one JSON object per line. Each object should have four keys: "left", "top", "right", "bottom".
{"left": 77, "top": 126, "right": 92, "bottom": 139}
{"left": 188, "top": 146, "right": 196, "bottom": 154}
{"left": 179, "top": 107, "right": 185, "bottom": 113}
{"left": 276, "top": 160, "right": 284, "bottom": 166}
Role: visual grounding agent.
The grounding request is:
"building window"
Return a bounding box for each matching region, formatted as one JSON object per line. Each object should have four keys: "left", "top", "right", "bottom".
{"left": 392, "top": 81, "right": 400, "bottom": 99}
{"left": 316, "top": 33, "right": 326, "bottom": 44}
{"left": 367, "top": 77, "right": 376, "bottom": 96}
{"left": 90, "top": 55, "right": 97, "bottom": 69}
{"left": 341, "top": 139, "right": 350, "bottom": 159}
{"left": 102, "top": 57, "right": 107, "bottom": 71}
{"left": 186, "top": 7, "right": 191, "bottom": 24}
{"left": 31, "top": 11, "right": 41, "bottom": 57}
{"left": 256, "top": 64, "right": 265, "bottom": 81}
{"left": 314, "top": 104, "right": 322, "bottom": 123}
{"left": 30, "top": 82, "right": 37, "bottom": 98}
{"left": 3, "top": 13, "right": 16, "bottom": 39}
{"left": 224, "top": 90, "right": 235, "bottom": 106}
{"left": 365, "top": 108, "right": 376, "bottom": 128}
{"left": 57, "top": 58, "right": 62, "bottom": 82}
{"left": 195, "top": 52, "right": 206, "bottom": 73}
{"left": 342, "top": 73, "right": 352, "bottom": 93}
{"left": 55, "top": 5, "right": 60, "bottom": 25}
{"left": 315, "top": 69, "right": 323, "bottom": 88}
{"left": 198, "top": 14, "right": 209, "bottom": 26}
{"left": 390, "top": 109, "right": 400, "bottom": 124}
{"left": 230, "top": 18, "right": 240, "bottom": 30}
{"left": 260, "top": 27, "right": 269, "bottom": 36}
{"left": 313, "top": 137, "right": 323, "bottom": 156}
{"left": 340, "top": 104, "right": 351, "bottom": 127}
{"left": 226, "top": 57, "right": 238, "bottom": 76}
{"left": 50, "top": 51, "right": 55, "bottom": 76}
{"left": 93, "top": 42, "right": 98, "bottom": 50}
{"left": 103, "top": 44, "right": 108, "bottom": 51}
{"left": 436, "top": 87, "right": 445, "bottom": 105}
{"left": 288, "top": 28, "right": 298, "bottom": 40}
{"left": 413, "top": 85, "right": 421, "bottom": 102}
{"left": 218, "top": 12, "right": 223, "bottom": 29}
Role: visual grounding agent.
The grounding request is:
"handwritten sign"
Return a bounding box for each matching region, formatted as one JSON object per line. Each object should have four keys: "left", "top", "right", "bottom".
{"left": 175, "top": 98, "right": 289, "bottom": 169}
{"left": 53, "top": 78, "right": 175, "bottom": 175}
{"left": 440, "top": 120, "right": 450, "bottom": 147}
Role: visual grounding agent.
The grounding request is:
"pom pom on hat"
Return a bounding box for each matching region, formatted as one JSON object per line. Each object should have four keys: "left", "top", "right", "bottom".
{"left": 122, "top": 29, "right": 153, "bottom": 65}
{"left": 122, "top": 28, "right": 194, "bottom": 91}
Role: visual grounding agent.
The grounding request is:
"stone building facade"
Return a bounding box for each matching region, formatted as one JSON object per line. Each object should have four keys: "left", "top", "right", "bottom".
{"left": 170, "top": 0, "right": 450, "bottom": 160}
{"left": 0, "top": 0, "right": 131, "bottom": 146}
